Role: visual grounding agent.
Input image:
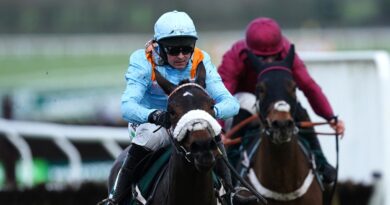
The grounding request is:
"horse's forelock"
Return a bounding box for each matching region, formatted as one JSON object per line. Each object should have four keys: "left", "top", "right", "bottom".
{"left": 178, "top": 79, "right": 191, "bottom": 85}
{"left": 168, "top": 82, "right": 210, "bottom": 103}
{"left": 168, "top": 83, "right": 215, "bottom": 133}
{"left": 257, "top": 69, "right": 296, "bottom": 119}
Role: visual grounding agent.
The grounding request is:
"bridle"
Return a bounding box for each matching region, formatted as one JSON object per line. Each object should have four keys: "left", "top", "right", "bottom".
{"left": 167, "top": 128, "right": 195, "bottom": 163}
{"left": 223, "top": 65, "right": 337, "bottom": 145}
{"left": 167, "top": 84, "right": 268, "bottom": 204}
{"left": 166, "top": 83, "right": 218, "bottom": 164}
{"left": 255, "top": 67, "right": 299, "bottom": 137}
{"left": 168, "top": 82, "right": 209, "bottom": 100}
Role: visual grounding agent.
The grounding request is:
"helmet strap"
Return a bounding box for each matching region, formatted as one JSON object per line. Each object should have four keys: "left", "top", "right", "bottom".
{"left": 156, "top": 42, "right": 169, "bottom": 65}
{"left": 145, "top": 39, "right": 168, "bottom": 66}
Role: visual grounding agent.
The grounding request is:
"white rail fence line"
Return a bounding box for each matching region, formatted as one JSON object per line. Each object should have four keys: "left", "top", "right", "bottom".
{"left": 0, "top": 119, "right": 129, "bottom": 187}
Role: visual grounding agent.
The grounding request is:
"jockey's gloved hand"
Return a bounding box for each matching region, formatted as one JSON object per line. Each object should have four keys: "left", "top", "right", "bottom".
{"left": 148, "top": 110, "right": 171, "bottom": 128}
{"left": 329, "top": 116, "right": 345, "bottom": 136}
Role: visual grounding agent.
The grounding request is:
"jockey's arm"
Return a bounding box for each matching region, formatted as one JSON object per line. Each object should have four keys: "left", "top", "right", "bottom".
{"left": 202, "top": 52, "right": 239, "bottom": 120}
{"left": 121, "top": 50, "right": 156, "bottom": 124}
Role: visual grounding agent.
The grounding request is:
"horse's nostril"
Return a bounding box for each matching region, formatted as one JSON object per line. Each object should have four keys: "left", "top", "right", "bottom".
{"left": 272, "top": 120, "right": 279, "bottom": 128}
{"left": 287, "top": 120, "right": 294, "bottom": 127}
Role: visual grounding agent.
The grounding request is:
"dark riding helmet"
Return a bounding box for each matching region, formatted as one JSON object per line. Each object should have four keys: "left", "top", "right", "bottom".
{"left": 245, "top": 17, "right": 283, "bottom": 56}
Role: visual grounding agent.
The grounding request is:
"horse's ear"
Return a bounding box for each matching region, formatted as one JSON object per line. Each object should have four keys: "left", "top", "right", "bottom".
{"left": 195, "top": 61, "right": 206, "bottom": 88}
{"left": 283, "top": 44, "right": 295, "bottom": 69}
{"left": 244, "top": 49, "right": 266, "bottom": 74}
{"left": 154, "top": 69, "right": 177, "bottom": 95}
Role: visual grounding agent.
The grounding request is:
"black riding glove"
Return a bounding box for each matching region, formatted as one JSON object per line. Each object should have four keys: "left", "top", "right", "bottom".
{"left": 148, "top": 110, "right": 171, "bottom": 128}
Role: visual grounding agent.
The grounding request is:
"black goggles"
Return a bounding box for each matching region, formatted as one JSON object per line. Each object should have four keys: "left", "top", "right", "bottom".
{"left": 256, "top": 53, "right": 281, "bottom": 61}
{"left": 164, "top": 46, "right": 194, "bottom": 56}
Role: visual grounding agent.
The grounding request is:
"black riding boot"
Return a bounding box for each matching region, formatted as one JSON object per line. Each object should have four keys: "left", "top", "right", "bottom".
{"left": 215, "top": 140, "right": 257, "bottom": 205}
{"left": 107, "top": 144, "right": 152, "bottom": 205}
{"left": 295, "top": 103, "right": 336, "bottom": 184}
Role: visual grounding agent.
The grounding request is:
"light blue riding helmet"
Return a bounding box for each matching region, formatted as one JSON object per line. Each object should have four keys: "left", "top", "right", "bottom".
{"left": 154, "top": 10, "right": 198, "bottom": 41}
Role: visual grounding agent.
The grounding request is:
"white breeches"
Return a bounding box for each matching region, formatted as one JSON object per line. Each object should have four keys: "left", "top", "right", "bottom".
{"left": 224, "top": 92, "right": 257, "bottom": 131}
{"left": 128, "top": 123, "right": 171, "bottom": 151}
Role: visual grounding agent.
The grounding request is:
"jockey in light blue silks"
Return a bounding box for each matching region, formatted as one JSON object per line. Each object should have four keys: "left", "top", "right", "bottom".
{"left": 104, "top": 10, "right": 241, "bottom": 205}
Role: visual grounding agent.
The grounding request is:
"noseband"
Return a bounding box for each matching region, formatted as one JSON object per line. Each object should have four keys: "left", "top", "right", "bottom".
{"left": 167, "top": 110, "right": 221, "bottom": 163}
{"left": 256, "top": 67, "right": 299, "bottom": 142}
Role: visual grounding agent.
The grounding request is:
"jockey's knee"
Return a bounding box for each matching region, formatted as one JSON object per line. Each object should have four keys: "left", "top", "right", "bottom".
{"left": 224, "top": 92, "right": 257, "bottom": 132}
{"left": 131, "top": 123, "right": 170, "bottom": 151}
{"left": 294, "top": 102, "right": 311, "bottom": 121}
{"left": 234, "top": 92, "right": 257, "bottom": 115}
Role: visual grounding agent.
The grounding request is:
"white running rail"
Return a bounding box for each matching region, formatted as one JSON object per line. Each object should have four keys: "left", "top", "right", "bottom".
{"left": 0, "top": 119, "right": 129, "bottom": 187}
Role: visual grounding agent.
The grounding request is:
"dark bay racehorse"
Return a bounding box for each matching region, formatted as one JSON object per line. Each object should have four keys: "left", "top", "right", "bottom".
{"left": 239, "top": 45, "right": 322, "bottom": 204}
{"left": 108, "top": 64, "right": 220, "bottom": 205}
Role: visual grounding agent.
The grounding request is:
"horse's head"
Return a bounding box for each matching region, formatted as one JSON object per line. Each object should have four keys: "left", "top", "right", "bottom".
{"left": 247, "top": 45, "right": 298, "bottom": 144}
{"left": 154, "top": 64, "right": 220, "bottom": 172}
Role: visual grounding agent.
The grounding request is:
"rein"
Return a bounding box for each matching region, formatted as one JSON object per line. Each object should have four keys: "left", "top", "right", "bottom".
{"left": 223, "top": 114, "right": 339, "bottom": 146}
{"left": 222, "top": 114, "right": 259, "bottom": 146}
{"left": 166, "top": 114, "right": 268, "bottom": 204}
{"left": 166, "top": 128, "right": 194, "bottom": 163}
{"left": 328, "top": 116, "right": 339, "bottom": 205}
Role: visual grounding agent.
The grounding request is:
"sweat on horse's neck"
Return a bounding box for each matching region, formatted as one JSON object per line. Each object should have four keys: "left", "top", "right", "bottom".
{"left": 163, "top": 152, "right": 216, "bottom": 205}
{"left": 255, "top": 136, "right": 309, "bottom": 192}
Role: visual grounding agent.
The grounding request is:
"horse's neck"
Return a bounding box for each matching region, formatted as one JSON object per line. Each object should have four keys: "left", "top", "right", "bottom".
{"left": 164, "top": 152, "right": 216, "bottom": 205}
{"left": 255, "top": 136, "right": 309, "bottom": 192}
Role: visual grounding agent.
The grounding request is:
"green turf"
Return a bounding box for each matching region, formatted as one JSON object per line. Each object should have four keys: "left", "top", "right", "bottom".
{"left": 0, "top": 54, "right": 129, "bottom": 91}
